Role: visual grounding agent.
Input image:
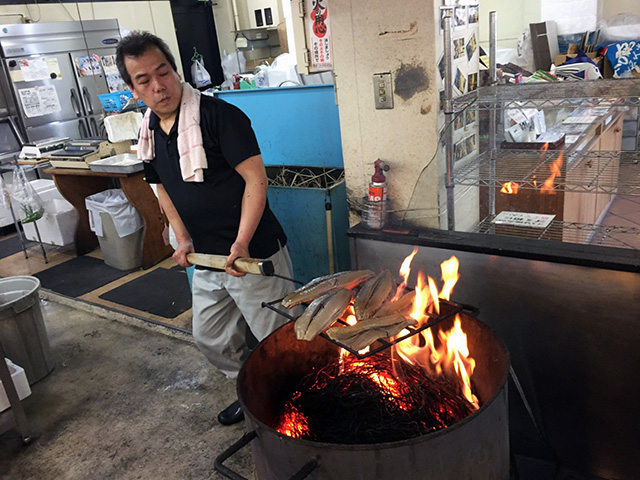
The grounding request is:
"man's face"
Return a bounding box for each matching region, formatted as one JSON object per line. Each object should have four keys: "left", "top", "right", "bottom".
{"left": 125, "top": 46, "right": 182, "bottom": 119}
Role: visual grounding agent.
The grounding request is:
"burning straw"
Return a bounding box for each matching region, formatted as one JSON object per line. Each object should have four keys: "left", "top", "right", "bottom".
{"left": 275, "top": 352, "right": 476, "bottom": 444}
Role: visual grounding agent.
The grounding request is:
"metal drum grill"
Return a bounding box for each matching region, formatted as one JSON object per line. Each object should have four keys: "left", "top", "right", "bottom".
{"left": 215, "top": 303, "right": 511, "bottom": 480}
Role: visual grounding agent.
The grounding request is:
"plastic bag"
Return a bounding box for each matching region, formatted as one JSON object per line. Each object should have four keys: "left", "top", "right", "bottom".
{"left": 10, "top": 167, "right": 44, "bottom": 224}
{"left": 0, "top": 174, "right": 9, "bottom": 210}
{"left": 191, "top": 58, "right": 212, "bottom": 88}
{"left": 267, "top": 53, "right": 301, "bottom": 88}
{"left": 85, "top": 189, "right": 142, "bottom": 238}
{"left": 598, "top": 14, "right": 640, "bottom": 44}
{"left": 221, "top": 51, "right": 246, "bottom": 89}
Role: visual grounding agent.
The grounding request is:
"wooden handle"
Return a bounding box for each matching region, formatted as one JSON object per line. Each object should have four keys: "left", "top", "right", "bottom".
{"left": 186, "top": 253, "right": 265, "bottom": 275}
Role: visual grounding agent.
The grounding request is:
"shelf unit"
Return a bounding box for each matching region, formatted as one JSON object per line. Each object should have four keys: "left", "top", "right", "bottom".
{"left": 444, "top": 74, "right": 640, "bottom": 251}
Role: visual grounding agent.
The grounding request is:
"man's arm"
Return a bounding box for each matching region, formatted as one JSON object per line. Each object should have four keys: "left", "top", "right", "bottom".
{"left": 225, "top": 154, "right": 268, "bottom": 277}
{"left": 156, "top": 184, "right": 194, "bottom": 267}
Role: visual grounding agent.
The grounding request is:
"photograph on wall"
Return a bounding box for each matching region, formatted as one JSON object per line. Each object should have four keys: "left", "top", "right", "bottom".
{"left": 468, "top": 72, "right": 478, "bottom": 91}
{"left": 453, "top": 38, "right": 465, "bottom": 60}
{"left": 438, "top": 54, "right": 445, "bottom": 79}
{"left": 454, "top": 67, "right": 466, "bottom": 94}
{"left": 468, "top": 5, "right": 479, "bottom": 24}
{"left": 465, "top": 134, "right": 477, "bottom": 154}
{"left": 439, "top": 6, "right": 454, "bottom": 33}
{"left": 454, "top": 114, "right": 464, "bottom": 131}
{"left": 454, "top": 6, "right": 467, "bottom": 29}
{"left": 454, "top": 138, "right": 468, "bottom": 161}
{"left": 466, "top": 33, "right": 478, "bottom": 61}
{"left": 465, "top": 108, "right": 476, "bottom": 125}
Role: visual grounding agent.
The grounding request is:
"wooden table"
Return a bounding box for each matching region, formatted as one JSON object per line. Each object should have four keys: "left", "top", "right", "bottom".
{"left": 44, "top": 167, "right": 173, "bottom": 269}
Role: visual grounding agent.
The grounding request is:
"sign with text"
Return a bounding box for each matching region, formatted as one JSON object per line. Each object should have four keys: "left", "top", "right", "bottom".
{"left": 306, "top": 0, "right": 333, "bottom": 72}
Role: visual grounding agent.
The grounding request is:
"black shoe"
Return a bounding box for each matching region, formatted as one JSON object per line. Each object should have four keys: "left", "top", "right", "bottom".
{"left": 217, "top": 400, "right": 244, "bottom": 425}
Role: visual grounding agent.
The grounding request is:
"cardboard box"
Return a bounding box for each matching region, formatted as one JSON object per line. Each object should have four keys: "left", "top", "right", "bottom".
{"left": 554, "top": 52, "right": 607, "bottom": 77}
{"left": 0, "top": 358, "right": 32, "bottom": 412}
{"left": 277, "top": 21, "right": 288, "bottom": 53}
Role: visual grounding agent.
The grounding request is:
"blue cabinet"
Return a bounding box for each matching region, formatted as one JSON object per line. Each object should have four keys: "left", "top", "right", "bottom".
{"left": 214, "top": 85, "right": 350, "bottom": 283}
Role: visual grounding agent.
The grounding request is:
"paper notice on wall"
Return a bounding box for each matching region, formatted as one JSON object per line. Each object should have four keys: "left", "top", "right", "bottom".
{"left": 305, "top": 0, "right": 333, "bottom": 72}
{"left": 18, "top": 85, "right": 62, "bottom": 118}
{"left": 101, "top": 55, "right": 127, "bottom": 92}
{"left": 74, "top": 55, "right": 103, "bottom": 77}
{"left": 20, "top": 57, "right": 49, "bottom": 82}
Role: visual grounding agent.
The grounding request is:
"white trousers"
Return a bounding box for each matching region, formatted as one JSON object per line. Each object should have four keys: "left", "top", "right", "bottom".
{"left": 191, "top": 245, "right": 297, "bottom": 379}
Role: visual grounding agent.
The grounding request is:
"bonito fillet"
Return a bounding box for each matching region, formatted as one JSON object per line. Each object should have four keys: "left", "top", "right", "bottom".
{"left": 282, "top": 270, "right": 375, "bottom": 308}
{"left": 326, "top": 312, "right": 417, "bottom": 351}
{"left": 375, "top": 290, "right": 417, "bottom": 317}
{"left": 353, "top": 270, "right": 396, "bottom": 321}
{"left": 295, "top": 289, "right": 356, "bottom": 341}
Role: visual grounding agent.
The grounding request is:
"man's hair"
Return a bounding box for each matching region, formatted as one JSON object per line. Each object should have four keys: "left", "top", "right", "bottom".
{"left": 116, "top": 31, "right": 178, "bottom": 86}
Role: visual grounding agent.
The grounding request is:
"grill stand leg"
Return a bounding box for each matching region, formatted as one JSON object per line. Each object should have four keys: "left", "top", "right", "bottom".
{"left": 214, "top": 430, "right": 318, "bottom": 480}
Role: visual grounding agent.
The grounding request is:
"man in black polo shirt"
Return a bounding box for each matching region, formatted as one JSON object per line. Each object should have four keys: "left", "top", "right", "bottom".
{"left": 116, "top": 31, "right": 295, "bottom": 425}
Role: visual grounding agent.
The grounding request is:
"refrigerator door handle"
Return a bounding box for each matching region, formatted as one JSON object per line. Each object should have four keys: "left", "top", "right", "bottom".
{"left": 79, "top": 118, "right": 88, "bottom": 138}
{"left": 89, "top": 117, "right": 99, "bottom": 137}
{"left": 82, "top": 86, "right": 94, "bottom": 114}
{"left": 70, "top": 88, "right": 82, "bottom": 117}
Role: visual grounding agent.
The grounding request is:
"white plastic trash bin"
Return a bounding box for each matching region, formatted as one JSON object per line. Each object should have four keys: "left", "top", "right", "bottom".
{"left": 85, "top": 189, "right": 144, "bottom": 271}
{"left": 0, "top": 276, "right": 54, "bottom": 385}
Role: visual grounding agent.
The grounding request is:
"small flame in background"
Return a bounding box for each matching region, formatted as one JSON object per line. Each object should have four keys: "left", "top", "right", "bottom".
{"left": 498, "top": 143, "right": 566, "bottom": 196}
{"left": 540, "top": 151, "right": 564, "bottom": 194}
{"left": 341, "top": 252, "right": 479, "bottom": 410}
{"left": 500, "top": 182, "right": 519, "bottom": 194}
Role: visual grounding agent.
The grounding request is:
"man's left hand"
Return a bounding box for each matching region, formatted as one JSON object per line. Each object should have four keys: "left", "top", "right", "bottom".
{"left": 225, "top": 241, "right": 250, "bottom": 277}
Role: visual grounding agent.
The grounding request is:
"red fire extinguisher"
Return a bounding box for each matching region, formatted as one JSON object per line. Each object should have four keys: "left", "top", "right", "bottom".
{"left": 368, "top": 159, "right": 389, "bottom": 202}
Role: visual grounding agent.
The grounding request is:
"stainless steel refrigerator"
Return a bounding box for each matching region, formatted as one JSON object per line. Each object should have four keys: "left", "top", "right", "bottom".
{"left": 0, "top": 19, "right": 122, "bottom": 143}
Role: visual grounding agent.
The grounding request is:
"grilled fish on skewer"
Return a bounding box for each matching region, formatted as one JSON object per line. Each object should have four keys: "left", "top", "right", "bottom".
{"left": 295, "top": 289, "right": 356, "bottom": 341}
{"left": 330, "top": 321, "right": 414, "bottom": 352}
{"left": 282, "top": 270, "right": 375, "bottom": 308}
{"left": 326, "top": 312, "right": 417, "bottom": 351}
{"left": 375, "top": 290, "right": 417, "bottom": 317}
{"left": 353, "top": 270, "right": 396, "bottom": 321}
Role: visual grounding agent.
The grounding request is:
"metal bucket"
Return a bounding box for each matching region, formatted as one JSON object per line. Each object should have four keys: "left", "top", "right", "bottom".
{"left": 218, "top": 311, "right": 511, "bottom": 480}
{"left": 0, "top": 276, "right": 54, "bottom": 384}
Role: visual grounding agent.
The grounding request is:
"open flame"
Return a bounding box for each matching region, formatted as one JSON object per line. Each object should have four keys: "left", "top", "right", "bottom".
{"left": 540, "top": 151, "right": 564, "bottom": 194}
{"left": 338, "top": 253, "right": 479, "bottom": 411}
{"left": 500, "top": 182, "right": 519, "bottom": 194}
{"left": 392, "top": 254, "right": 479, "bottom": 409}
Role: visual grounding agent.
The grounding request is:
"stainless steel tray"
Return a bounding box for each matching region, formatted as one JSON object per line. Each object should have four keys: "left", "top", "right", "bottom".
{"left": 89, "top": 153, "right": 143, "bottom": 174}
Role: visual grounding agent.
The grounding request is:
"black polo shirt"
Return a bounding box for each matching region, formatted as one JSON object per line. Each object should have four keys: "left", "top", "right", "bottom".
{"left": 143, "top": 94, "right": 286, "bottom": 258}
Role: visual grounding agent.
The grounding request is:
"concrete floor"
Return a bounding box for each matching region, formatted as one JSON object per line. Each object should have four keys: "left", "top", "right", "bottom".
{"left": 0, "top": 291, "right": 255, "bottom": 480}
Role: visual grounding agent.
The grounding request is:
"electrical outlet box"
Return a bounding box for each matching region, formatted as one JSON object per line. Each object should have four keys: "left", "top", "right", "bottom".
{"left": 373, "top": 72, "right": 393, "bottom": 109}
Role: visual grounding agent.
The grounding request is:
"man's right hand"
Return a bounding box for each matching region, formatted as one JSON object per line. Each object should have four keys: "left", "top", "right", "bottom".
{"left": 173, "top": 240, "right": 195, "bottom": 267}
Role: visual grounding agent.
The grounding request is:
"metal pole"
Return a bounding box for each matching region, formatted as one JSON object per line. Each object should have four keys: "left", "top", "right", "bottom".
{"left": 488, "top": 11, "right": 498, "bottom": 218}
{"left": 443, "top": 13, "right": 455, "bottom": 231}
{"left": 489, "top": 11, "right": 497, "bottom": 85}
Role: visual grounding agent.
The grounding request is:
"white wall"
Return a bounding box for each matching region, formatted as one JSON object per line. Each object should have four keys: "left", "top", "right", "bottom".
{"left": 599, "top": 0, "right": 640, "bottom": 19}
{"left": 0, "top": 2, "right": 182, "bottom": 76}
{"left": 479, "top": 0, "right": 640, "bottom": 49}
{"left": 330, "top": 0, "right": 440, "bottom": 226}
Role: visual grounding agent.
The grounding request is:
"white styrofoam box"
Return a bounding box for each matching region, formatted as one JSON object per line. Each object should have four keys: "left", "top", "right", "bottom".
{"left": 23, "top": 199, "right": 78, "bottom": 246}
{"left": 0, "top": 358, "right": 32, "bottom": 412}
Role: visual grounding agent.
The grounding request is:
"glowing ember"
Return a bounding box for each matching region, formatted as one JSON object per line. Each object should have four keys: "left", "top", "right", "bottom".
{"left": 540, "top": 151, "right": 564, "bottom": 194}
{"left": 500, "top": 182, "right": 519, "bottom": 194}
{"left": 276, "top": 251, "right": 481, "bottom": 442}
{"left": 274, "top": 353, "right": 475, "bottom": 444}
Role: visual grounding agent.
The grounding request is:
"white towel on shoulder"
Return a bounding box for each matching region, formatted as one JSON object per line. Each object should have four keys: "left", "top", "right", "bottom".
{"left": 137, "top": 83, "right": 207, "bottom": 182}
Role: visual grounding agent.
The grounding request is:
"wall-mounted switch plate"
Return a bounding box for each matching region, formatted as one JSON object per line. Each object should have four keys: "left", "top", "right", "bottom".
{"left": 373, "top": 72, "right": 393, "bottom": 109}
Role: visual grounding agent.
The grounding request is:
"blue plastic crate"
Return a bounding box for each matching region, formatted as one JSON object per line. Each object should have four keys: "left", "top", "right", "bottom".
{"left": 98, "top": 90, "right": 145, "bottom": 112}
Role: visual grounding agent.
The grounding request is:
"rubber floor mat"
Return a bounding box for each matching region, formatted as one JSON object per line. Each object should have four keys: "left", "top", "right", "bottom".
{"left": 35, "top": 255, "right": 130, "bottom": 297}
{"left": 99, "top": 267, "right": 191, "bottom": 318}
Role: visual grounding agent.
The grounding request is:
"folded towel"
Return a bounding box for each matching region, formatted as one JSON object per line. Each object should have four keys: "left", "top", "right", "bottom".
{"left": 137, "top": 83, "right": 207, "bottom": 182}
